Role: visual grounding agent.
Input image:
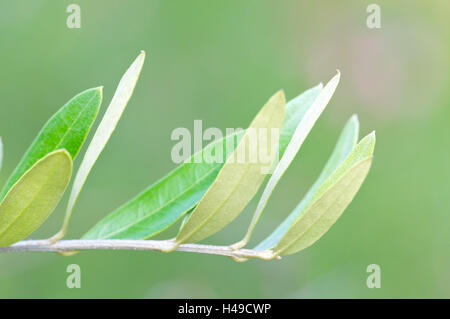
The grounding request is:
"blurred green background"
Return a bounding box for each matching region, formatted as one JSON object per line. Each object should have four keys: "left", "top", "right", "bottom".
{"left": 0, "top": 0, "right": 449, "bottom": 298}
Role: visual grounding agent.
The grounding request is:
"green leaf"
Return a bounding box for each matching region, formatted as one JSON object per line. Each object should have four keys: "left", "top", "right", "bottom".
{"left": 0, "top": 150, "right": 72, "bottom": 247}
{"left": 175, "top": 90, "right": 286, "bottom": 244}
{"left": 83, "top": 132, "right": 243, "bottom": 239}
{"left": 279, "top": 83, "right": 323, "bottom": 155}
{"left": 83, "top": 84, "right": 322, "bottom": 240}
{"left": 56, "top": 51, "right": 145, "bottom": 238}
{"left": 232, "top": 72, "right": 340, "bottom": 249}
{"left": 255, "top": 115, "right": 359, "bottom": 250}
{"left": 0, "top": 87, "right": 102, "bottom": 202}
{"left": 270, "top": 131, "right": 375, "bottom": 256}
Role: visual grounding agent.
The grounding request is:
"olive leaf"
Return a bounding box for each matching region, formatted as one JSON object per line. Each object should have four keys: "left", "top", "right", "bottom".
{"left": 175, "top": 90, "right": 286, "bottom": 245}
{"left": 83, "top": 132, "right": 243, "bottom": 239}
{"left": 0, "top": 87, "right": 102, "bottom": 202}
{"left": 255, "top": 115, "right": 359, "bottom": 250}
{"left": 53, "top": 51, "right": 145, "bottom": 239}
{"left": 278, "top": 83, "right": 323, "bottom": 155}
{"left": 268, "top": 131, "right": 375, "bottom": 256}
{"left": 0, "top": 150, "right": 72, "bottom": 247}
{"left": 232, "top": 72, "right": 340, "bottom": 249}
{"left": 82, "top": 84, "right": 322, "bottom": 240}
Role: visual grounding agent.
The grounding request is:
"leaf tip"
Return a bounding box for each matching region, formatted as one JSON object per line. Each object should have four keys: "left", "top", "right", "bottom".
{"left": 137, "top": 50, "right": 146, "bottom": 64}
{"left": 124, "top": 51, "right": 146, "bottom": 84}
{"left": 53, "top": 149, "right": 73, "bottom": 167}
{"left": 369, "top": 131, "right": 376, "bottom": 148}
{"left": 93, "top": 86, "right": 104, "bottom": 99}
{"left": 320, "top": 71, "right": 340, "bottom": 99}
{"left": 273, "top": 89, "right": 286, "bottom": 105}
{"left": 333, "top": 70, "right": 341, "bottom": 83}
{"left": 350, "top": 113, "right": 358, "bottom": 122}
{"left": 48, "top": 149, "right": 72, "bottom": 169}
{"left": 359, "top": 131, "right": 376, "bottom": 156}
{"left": 349, "top": 114, "right": 359, "bottom": 129}
{"left": 348, "top": 114, "right": 360, "bottom": 142}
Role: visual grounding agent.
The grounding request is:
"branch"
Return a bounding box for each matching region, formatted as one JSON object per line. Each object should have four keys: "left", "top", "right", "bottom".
{"left": 0, "top": 239, "right": 279, "bottom": 261}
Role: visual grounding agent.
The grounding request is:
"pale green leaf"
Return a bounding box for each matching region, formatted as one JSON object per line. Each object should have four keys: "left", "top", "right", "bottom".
{"left": 255, "top": 115, "right": 359, "bottom": 250}
{"left": 233, "top": 72, "right": 340, "bottom": 248}
{"left": 0, "top": 150, "right": 72, "bottom": 247}
{"left": 0, "top": 88, "right": 102, "bottom": 202}
{"left": 176, "top": 90, "right": 286, "bottom": 244}
{"left": 272, "top": 132, "right": 375, "bottom": 256}
{"left": 279, "top": 83, "right": 323, "bottom": 155}
{"left": 58, "top": 51, "right": 145, "bottom": 236}
{"left": 82, "top": 84, "right": 322, "bottom": 240}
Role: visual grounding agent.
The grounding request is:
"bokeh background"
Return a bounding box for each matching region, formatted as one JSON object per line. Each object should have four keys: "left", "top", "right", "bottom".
{"left": 0, "top": 0, "right": 449, "bottom": 298}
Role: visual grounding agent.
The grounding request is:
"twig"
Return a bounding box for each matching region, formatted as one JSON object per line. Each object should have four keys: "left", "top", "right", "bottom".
{"left": 0, "top": 239, "right": 279, "bottom": 261}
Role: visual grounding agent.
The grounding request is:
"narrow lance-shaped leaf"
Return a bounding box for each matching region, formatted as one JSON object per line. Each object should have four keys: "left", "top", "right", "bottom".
{"left": 175, "top": 90, "right": 286, "bottom": 245}
{"left": 0, "top": 150, "right": 72, "bottom": 247}
{"left": 255, "top": 115, "right": 359, "bottom": 250}
{"left": 84, "top": 132, "right": 243, "bottom": 239}
{"left": 54, "top": 51, "right": 145, "bottom": 239}
{"left": 0, "top": 87, "right": 102, "bottom": 202}
{"left": 82, "top": 84, "right": 322, "bottom": 240}
{"left": 279, "top": 83, "right": 323, "bottom": 155}
{"left": 232, "top": 72, "right": 340, "bottom": 249}
{"left": 271, "top": 131, "right": 375, "bottom": 256}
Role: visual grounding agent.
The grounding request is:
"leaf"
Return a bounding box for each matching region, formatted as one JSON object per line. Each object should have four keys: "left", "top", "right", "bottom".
{"left": 56, "top": 51, "right": 145, "bottom": 237}
{"left": 232, "top": 72, "right": 340, "bottom": 248}
{"left": 0, "top": 150, "right": 72, "bottom": 247}
{"left": 83, "top": 132, "right": 244, "bottom": 239}
{"left": 270, "top": 131, "right": 375, "bottom": 256}
{"left": 0, "top": 87, "right": 102, "bottom": 202}
{"left": 255, "top": 115, "right": 359, "bottom": 250}
{"left": 82, "top": 84, "right": 322, "bottom": 240}
{"left": 279, "top": 83, "right": 323, "bottom": 155}
{"left": 175, "top": 90, "right": 286, "bottom": 244}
